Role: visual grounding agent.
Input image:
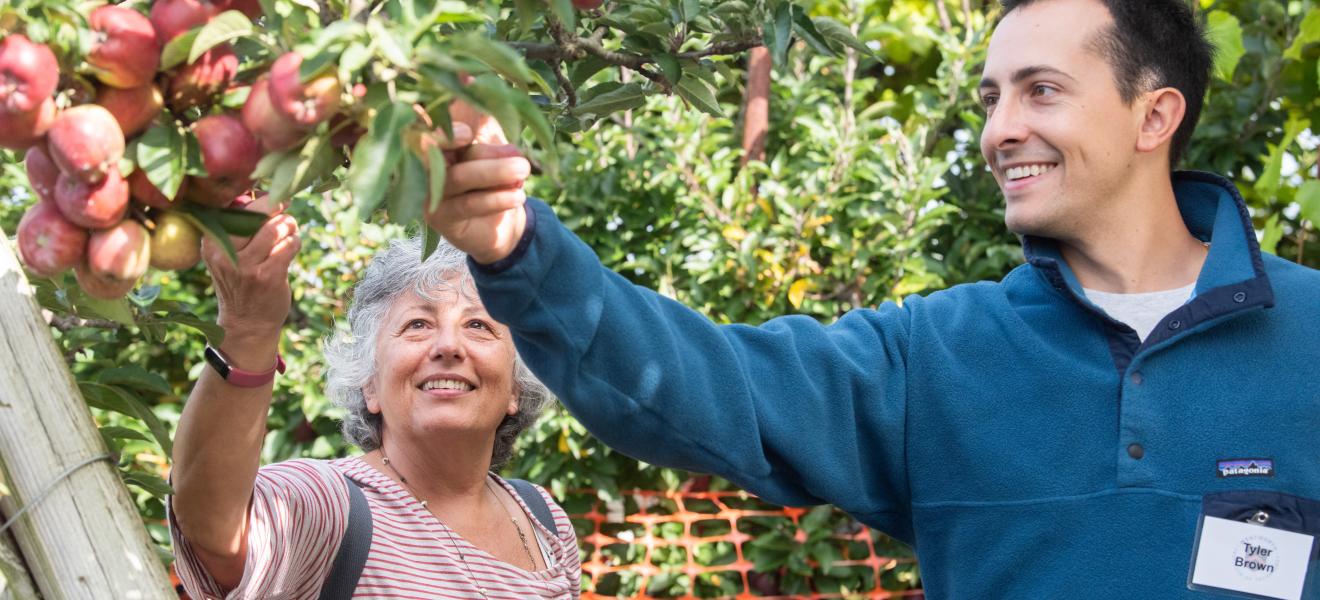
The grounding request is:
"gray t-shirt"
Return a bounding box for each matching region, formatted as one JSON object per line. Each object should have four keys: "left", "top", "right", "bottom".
{"left": 1084, "top": 282, "right": 1197, "bottom": 342}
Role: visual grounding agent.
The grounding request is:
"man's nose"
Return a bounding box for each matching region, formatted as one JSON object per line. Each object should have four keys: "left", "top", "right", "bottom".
{"left": 981, "top": 98, "right": 1030, "bottom": 154}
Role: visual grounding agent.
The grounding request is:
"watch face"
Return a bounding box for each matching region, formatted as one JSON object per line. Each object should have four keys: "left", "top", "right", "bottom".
{"left": 204, "top": 346, "right": 232, "bottom": 379}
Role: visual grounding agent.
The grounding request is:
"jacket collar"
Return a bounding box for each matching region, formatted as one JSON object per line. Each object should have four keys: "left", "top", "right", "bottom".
{"left": 1021, "top": 170, "right": 1275, "bottom": 342}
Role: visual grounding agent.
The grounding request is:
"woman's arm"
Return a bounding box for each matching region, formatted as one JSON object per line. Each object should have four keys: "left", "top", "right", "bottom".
{"left": 170, "top": 198, "right": 301, "bottom": 590}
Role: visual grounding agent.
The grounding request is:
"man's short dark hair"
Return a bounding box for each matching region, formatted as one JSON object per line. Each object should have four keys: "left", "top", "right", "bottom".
{"left": 1000, "top": 0, "right": 1213, "bottom": 167}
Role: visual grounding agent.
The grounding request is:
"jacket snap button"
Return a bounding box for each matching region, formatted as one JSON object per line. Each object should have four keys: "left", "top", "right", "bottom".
{"left": 1127, "top": 444, "right": 1145, "bottom": 460}
{"left": 1130, "top": 371, "right": 1144, "bottom": 386}
{"left": 1168, "top": 320, "right": 1182, "bottom": 330}
{"left": 1233, "top": 292, "right": 1247, "bottom": 303}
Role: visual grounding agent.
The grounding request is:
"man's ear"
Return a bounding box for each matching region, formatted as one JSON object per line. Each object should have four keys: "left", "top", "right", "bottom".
{"left": 1136, "top": 87, "right": 1186, "bottom": 155}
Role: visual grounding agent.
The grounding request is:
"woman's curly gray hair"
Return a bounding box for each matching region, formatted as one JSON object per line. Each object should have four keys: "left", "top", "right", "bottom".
{"left": 323, "top": 236, "right": 554, "bottom": 470}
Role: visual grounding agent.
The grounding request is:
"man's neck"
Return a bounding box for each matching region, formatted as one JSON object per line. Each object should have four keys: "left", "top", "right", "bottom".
{"left": 1057, "top": 175, "right": 1209, "bottom": 293}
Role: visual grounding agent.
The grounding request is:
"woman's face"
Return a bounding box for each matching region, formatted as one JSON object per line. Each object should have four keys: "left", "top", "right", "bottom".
{"left": 365, "top": 279, "right": 519, "bottom": 444}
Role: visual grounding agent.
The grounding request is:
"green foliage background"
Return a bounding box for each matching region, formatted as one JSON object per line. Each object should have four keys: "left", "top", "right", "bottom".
{"left": 2, "top": 0, "right": 1318, "bottom": 595}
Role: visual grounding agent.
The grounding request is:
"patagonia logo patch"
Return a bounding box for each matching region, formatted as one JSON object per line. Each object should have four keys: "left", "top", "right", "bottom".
{"left": 1216, "top": 459, "right": 1274, "bottom": 478}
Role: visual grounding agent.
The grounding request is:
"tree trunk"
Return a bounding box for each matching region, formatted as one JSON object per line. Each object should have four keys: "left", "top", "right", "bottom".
{"left": 740, "top": 46, "right": 772, "bottom": 166}
{"left": 0, "top": 230, "right": 174, "bottom": 599}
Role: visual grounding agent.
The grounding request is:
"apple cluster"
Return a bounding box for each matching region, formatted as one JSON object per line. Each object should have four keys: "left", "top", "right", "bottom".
{"left": 4, "top": 0, "right": 344, "bottom": 300}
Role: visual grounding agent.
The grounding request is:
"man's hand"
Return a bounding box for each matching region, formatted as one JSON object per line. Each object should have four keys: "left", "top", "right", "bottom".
{"left": 423, "top": 100, "right": 532, "bottom": 265}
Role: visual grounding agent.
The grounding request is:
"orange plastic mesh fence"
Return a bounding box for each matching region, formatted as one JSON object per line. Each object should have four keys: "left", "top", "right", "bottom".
{"left": 569, "top": 489, "right": 922, "bottom": 599}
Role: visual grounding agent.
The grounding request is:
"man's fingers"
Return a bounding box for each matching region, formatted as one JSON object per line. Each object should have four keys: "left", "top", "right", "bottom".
{"left": 439, "top": 188, "right": 527, "bottom": 219}
{"left": 444, "top": 157, "right": 530, "bottom": 197}
{"left": 461, "top": 143, "right": 523, "bottom": 162}
{"left": 433, "top": 122, "right": 473, "bottom": 151}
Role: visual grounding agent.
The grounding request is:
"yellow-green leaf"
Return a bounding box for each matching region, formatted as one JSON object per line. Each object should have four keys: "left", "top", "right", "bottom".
{"left": 188, "top": 10, "right": 252, "bottom": 65}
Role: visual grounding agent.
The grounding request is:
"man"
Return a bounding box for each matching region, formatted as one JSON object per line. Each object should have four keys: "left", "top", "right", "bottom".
{"left": 431, "top": 0, "right": 1320, "bottom": 596}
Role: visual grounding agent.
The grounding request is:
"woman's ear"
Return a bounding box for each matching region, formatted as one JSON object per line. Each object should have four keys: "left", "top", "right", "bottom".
{"left": 364, "top": 381, "right": 381, "bottom": 414}
{"left": 506, "top": 386, "right": 520, "bottom": 416}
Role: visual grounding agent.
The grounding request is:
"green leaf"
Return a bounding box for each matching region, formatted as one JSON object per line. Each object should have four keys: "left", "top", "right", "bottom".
{"left": 368, "top": 19, "right": 411, "bottom": 69}
{"left": 1254, "top": 115, "right": 1307, "bottom": 198}
{"left": 95, "top": 367, "right": 172, "bottom": 396}
{"left": 160, "top": 312, "right": 225, "bottom": 345}
{"left": 1297, "top": 181, "right": 1320, "bottom": 224}
{"left": 675, "top": 76, "right": 721, "bottom": 116}
{"left": 465, "top": 74, "right": 523, "bottom": 145}
{"left": 99, "top": 426, "right": 151, "bottom": 443}
{"left": 69, "top": 292, "right": 135, "bottom": 326}
{"left": 427, "top": 145, "right": 446, "bottom": 215}
{"left": 1260, "top": 213, "right": 1283, "bottom": 255}
{"left": 135, "top": 124, "right": 186, "bottom": 202}
{"left": 389, "top": 151, "right": 428, "bottom": 224}
{"left": 450, "top": 33, "right": 539, "bottom": 89}
{"left": 656, "top": 54, "right": 681, "bottom": 85}
{"left": 514, "top": 0, "right": 539, "bottom": 35}
{"left": 1285, "top": 9, "right": 1320, "bottom": 60}
{"left": 177, "top": 204, "right": 240, "bottom": 264}
{"left": 422, "top": 225, "right": 442, "bottom": 262}
{"left": 159, "top": 30, "right": 198, "bottom": 71}
{"left": 573, "top": 81, "right": 648, "bottom": 117}
{"left": 188, "top": 10, "right": 252, "bottom": 64}
{"left": 549, "top": 0, "right": 575, "bottom": 31}
{"left": 350, "top": 101, "right": 417, "bottom": 219}
{"left": 569, "top": 55, "right": 613, "bottom": 88}
{"left": 1206, "top": 11, "right": 1245, "bottom": 82}
{"left": 765, "top": 2, "right": 792, "bottom": 66}
{"left": 121, "top": 471, "right": 174, "bottom": 499}
{"left": 79, "top": 382, "right": 173, "bottom": 456}
{"left": 812, "top": 16, "right": 875, "bottom": 59}
{"left": 792, "top": 9, "right": 835, "bottom": 57}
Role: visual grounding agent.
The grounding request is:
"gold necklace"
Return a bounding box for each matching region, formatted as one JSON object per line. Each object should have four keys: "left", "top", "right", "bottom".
{"left": 378, "top": 450, "right": 539, "bottom": 578}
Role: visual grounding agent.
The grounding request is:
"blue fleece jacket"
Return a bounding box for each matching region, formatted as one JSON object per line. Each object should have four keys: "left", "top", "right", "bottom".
{"left": 471, "top": 171, "right": 1320, "bottom": 598}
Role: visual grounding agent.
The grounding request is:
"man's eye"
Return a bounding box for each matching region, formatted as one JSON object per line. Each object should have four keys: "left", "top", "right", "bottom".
{"left": 980, "top": 94, "right": 999, "bottom": 109}
{"left": 1032, "top": 84, "right": 1057, "bottom": 97}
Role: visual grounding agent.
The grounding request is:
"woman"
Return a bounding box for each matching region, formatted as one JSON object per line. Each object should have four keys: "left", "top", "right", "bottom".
{"left": 168, "top": 195, "right": 580, "bottom": 598}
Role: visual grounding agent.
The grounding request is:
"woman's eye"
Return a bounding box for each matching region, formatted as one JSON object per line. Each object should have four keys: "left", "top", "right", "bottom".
{"left": 466, "top": 319, "right": 492, "bottom": 331}
{"left": 406, "top": 319, "right": 429, "bottom": 329}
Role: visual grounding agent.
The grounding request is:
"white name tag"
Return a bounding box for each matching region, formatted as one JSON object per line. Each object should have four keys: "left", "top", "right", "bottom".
{"left": 1189, "top": 516, "right": 1315, "bottom": 600}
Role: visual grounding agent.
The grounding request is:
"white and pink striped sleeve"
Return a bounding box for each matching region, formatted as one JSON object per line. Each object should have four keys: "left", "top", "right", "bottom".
{"left": 169, "top": 459, "right": 350, "bottom": 600}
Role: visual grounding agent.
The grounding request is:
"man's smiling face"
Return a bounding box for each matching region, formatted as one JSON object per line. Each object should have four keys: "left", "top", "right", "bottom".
{"left": 978, "top": 0, "right": 1146, "bottom": 241}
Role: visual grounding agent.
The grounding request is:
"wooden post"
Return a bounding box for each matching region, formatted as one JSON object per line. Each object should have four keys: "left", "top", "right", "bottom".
{"left": 0, "top": 229, "right": 173, "bottom": 598}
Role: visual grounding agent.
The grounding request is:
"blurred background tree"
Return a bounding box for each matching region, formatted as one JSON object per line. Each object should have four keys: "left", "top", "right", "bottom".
{"left": 2, "top": 0, "right": 1317, "bottom": 596}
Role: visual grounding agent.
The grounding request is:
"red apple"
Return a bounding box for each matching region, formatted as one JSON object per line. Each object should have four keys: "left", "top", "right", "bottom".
{"left": 54, "top": 166, "right": 130, "bottom": 229}
{"left": 187, "top": 113, "right": 260, "bottom": 207}
{"left": 17, "top": 201, "right": 89, "bottom": 278}
{"left": 96, "top": 84, "right": 164, "bottom": 137}
{"left": 0, "top": 35, "right": 59, "bottom": 114}
{"left": 87, "top": 5, "right": 161, "bottom": 89}
{"left": 167, "top": 44, "right": 238, "bottom": 111}
{"left": 0, "top": 96, "right": 55, "bottom": 150}
{"left": 24, "top": 143, "right": 61, "bottom": 204}
{"left": 78, "top": 219, "right": 151, "bottom": 299}
{"left": 149, "top": 0, "right": 220, "bottom": 43}
{"left": 127, "top": 168, "right": 182, "bottom": 209}
{"left": 267, "top": 52, "right": 341, "bottom": 126}
{"left": 47, "top": 104, "right": 125, "bottom": 184}
{"left": 216, "top": 0, "right": 262, "bottom": 19}
{"left": 241, "top": 77, "right": 308, "bottom": 152}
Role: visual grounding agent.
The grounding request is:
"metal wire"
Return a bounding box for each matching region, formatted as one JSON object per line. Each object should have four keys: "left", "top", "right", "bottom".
{"left": 0, "top": 453, "right": 116, "bottom": 535}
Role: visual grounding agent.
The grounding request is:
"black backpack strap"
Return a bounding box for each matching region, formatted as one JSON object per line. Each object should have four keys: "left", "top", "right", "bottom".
{"left": 506, "top": 478, "right": 558, "bottom": 536}
{"left": 318, "top": 474, "right": 373, "bottom": 600}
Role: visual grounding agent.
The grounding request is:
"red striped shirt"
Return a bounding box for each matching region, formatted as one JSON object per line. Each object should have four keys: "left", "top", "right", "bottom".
{"left": 170, "top": 457, "right": 582, "bottom": 599}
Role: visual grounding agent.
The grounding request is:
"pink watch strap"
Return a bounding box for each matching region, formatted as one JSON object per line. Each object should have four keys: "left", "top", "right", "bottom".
{"left": 226, "top": 354, "right": 286, "bottom": 387}
{"left": 205, "top": 345, "right": 286, "bottom": 388}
